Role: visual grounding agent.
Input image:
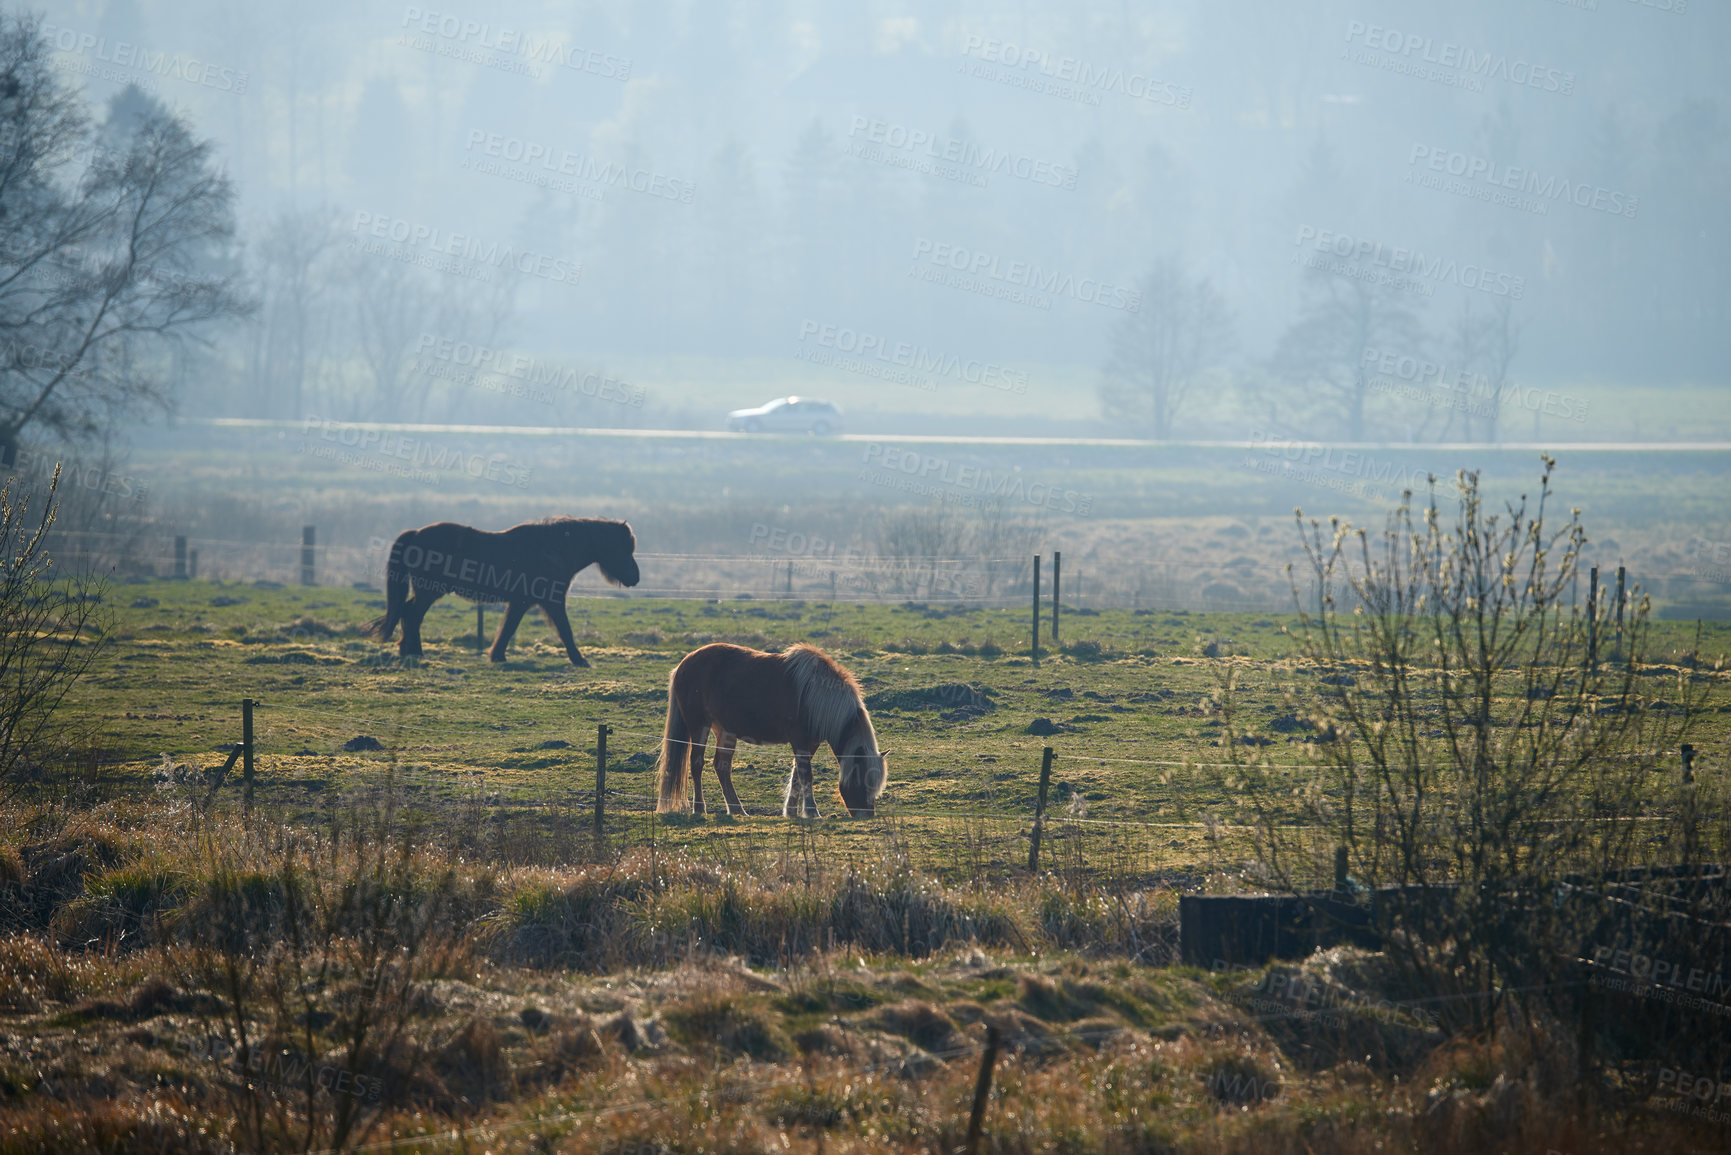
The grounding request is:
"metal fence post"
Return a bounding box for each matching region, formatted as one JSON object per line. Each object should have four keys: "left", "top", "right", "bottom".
{"left": 1587, "top": 566, "right": 1599, "bottom": 670}
{"left": 1028, "top": 746, "right": 1054, "bottom": 872}
{"left": 595, "top": 723, "right": 611, "bottom": 843}
{"left": 965, "top": 1024, "right": 1002, "bottom": 1154}
{"left": 1052, "top": 551, "right": 1062, "bottom": 644}
{"left": 1031, "top": 554, "right": 1041, "bottom": 668}
{"left": 242, "top": 698, "right": 255, "bottom": 814}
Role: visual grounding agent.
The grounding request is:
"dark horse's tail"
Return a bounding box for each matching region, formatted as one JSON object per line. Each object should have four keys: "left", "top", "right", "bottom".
{"left": 366, "top": 530, "right": 416, "bottom": 641}
{"left": 656, "top": 666, "right": 693, "bottom": 813}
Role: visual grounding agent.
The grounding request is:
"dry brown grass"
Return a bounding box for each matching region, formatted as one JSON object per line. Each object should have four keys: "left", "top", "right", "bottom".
{"left": 0, "top": 785, "right": 1726, "bottom": 1153}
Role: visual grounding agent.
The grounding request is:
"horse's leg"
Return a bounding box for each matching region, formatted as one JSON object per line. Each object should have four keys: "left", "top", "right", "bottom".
{"left": 400, "top": 585, "right": 432, "bottom": 657}
{"left": 712, "top": 730, "right": 746, "bottom": 816}
{"left": 540, "top": 601, "right": 590, "bottom": 668}
{"left": 785, "top": 748, "right": 820, "bottom": 819}
{"left": 488, "top": 600, "right": 529, "bottom": 663}
{"left": 689, "top": 721, "right": 709, "bottom": 816}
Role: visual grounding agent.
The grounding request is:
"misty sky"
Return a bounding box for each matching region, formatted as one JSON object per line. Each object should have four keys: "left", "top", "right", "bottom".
{"left": 30, "top": 0, "right": 1731, "bottom": 429}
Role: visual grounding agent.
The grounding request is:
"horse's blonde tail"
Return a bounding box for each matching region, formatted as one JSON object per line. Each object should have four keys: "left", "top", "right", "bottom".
{"left": 656, "top": 676, "right": 692, "bottom": 813}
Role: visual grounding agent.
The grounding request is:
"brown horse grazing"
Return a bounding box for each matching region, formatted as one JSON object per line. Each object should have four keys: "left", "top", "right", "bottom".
{"left": 656, "top": 643, "right": 889, "bottom": 818}
{"left": 367, "top": 517, "right": 639, "bottom": 666}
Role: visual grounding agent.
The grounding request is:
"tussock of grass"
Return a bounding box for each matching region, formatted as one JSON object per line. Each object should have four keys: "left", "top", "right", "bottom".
{"left": 483, "top": 855, "right": 1033, "bottom": 971}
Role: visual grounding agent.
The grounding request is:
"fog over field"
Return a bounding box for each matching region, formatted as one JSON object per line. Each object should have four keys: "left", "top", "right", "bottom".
{"left": 3, "top": 0, "right": 1729, "bottom": 606}
{"left": 8, "top": 7, "right": 1731, "bottom": 1152}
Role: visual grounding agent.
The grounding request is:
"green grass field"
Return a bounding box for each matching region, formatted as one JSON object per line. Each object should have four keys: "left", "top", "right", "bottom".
{"left": 6, "top": 575, "right": 1728, "bottom": 1153}
{"left": 71, "top": 578, "right": 1731, "bottom": 887}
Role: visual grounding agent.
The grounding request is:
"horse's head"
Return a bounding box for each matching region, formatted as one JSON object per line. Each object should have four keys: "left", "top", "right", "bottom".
{"left": 580, "top": 520, "right": 640, "bottom": 587}
{"left": 838, "top": 741, "right": 888, "bottom": 818}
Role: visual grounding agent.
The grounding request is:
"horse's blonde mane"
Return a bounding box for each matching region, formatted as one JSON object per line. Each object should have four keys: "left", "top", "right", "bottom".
{"left": 783, "top": 643, "right": 868, "bottom": 743}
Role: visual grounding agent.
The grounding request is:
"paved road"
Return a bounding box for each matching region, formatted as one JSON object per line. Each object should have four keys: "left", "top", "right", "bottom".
{"left": 191, "top": 418, "right": 1731, "bottom": 453}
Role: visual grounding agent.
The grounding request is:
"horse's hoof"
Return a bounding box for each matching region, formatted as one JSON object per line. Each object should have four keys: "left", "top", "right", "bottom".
{"left": 489, "top": 653, "right": 507, "bottom": 663}
{"left": 571, "top": 655, "right": 592, "bottom": 668}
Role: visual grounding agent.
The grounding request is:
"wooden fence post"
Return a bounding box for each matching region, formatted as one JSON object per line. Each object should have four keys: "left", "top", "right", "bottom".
{"left": 188, "top": 549, "right": 198, "bottom": 580}
{"left": 1030, "top": 554, "right": 1041, "bottom": 668}
{"left": 1052, "top": 551, "right": 1062, "bottom": 644}
{"left": 174, "top": 536, "right": 187, "bottom": 579}
{"left": 1334, "top": 846, "right": 1348, "bottom": 892}
{"left": 1615, "top": 565, "right": 1626, "bottom": 659}
{"left": 1028, "top": 746, "right": 1054, "bottom": 872}
{"left": 595, "top": 723, "right": 611, "bottom": 844}
{"left": 300, "top": 526, "right": 316, "bottom": 586}
{"left": 242, "top": 698, "right": 255, "bottom": 814}
{"left": 965, "top": 1024, "right": 1002, "bottom": 1155}
{"left": 476, "top": 604, "right": 485, "bottom": 651}
{"left": 1587, "top": 567, "right": 1599, "bottom": 670}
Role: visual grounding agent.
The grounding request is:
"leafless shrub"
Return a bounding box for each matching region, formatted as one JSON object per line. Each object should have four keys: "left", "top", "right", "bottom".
{"left": 1225, "top": 459, "right": 1725, "bottom": 1038}
{"left": 186, "top": 775, "right": 470, "bottom": 1151}
{"left": 0, "top": 469, "right": 110, "bottom": 800}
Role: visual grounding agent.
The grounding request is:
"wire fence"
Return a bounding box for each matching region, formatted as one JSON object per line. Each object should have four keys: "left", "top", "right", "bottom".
{"left": 140, "top": 695, "right": 1712, "bottom": 896}
{"left": 40, "top": 524, "right": 1731, "bottom": 613}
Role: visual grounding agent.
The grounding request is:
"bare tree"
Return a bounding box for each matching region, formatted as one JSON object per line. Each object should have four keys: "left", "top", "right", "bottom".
{"left": 1271, "top": 268, "right": 1424, "bottom": 441}
{"left": 1432, "top": 297, "right": 1521, "bottom": 443}
{"left": 245, "top": 207, "right": 341, "bottom": 419}
{"left": 1478, "top": 296, "right": 1520, "bottom": 440}
{"left": 0, "top": 16, "right": 247, "bottom": 461}
{"left": 1099, "top": 257, "right": 1234, "bottom": 440}
{"left": 340, "top": 250, "right": 512, "bottom": 422}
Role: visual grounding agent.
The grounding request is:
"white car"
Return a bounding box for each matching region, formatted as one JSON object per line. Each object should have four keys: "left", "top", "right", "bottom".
{"left": 725, "top": 397, "right": 844, "bottom": 435}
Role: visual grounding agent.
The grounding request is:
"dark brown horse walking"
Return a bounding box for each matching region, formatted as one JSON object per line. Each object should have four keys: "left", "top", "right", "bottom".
{"left": 656, "top": 642, "right": 889, "bottom": 818}
{"left": 368, "top": 517, "right": 639, "bottom": 666}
